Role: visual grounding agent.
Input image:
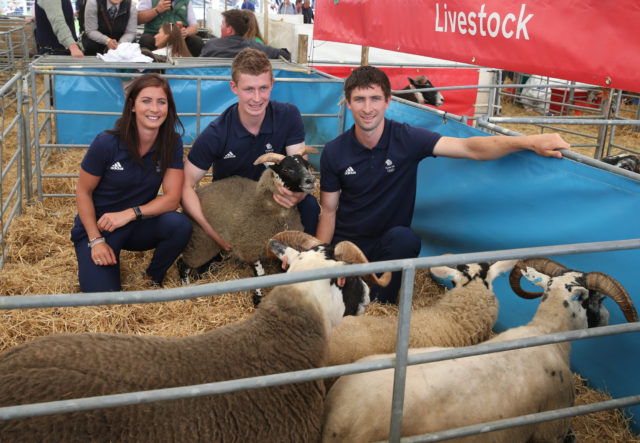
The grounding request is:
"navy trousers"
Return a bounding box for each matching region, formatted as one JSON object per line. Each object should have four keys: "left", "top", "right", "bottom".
{"left": 335, "top": 226, "right": 421, "bottom": 304}
{"left": 74, "top": 211, "right": 192, "bottom": 292}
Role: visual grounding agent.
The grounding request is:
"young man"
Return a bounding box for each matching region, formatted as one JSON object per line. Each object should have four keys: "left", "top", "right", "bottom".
{"left": 182, "top": 48, "right": 319, "bottom": 252}
{"left": 317, "top": 65, "right": 571, "bottom": 304}
{"left": 200, "top": 9, "right": 290, "bottom": 60}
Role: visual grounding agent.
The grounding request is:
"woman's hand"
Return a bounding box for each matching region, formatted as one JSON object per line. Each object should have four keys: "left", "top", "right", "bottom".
{"left": 97, "top": 209, "right": 135, "bottom": 232}
{"left": 91, "top": 241, "right": 117, "bottom": 266}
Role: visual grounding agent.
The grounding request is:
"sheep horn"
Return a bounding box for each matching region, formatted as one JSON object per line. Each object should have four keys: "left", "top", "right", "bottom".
{"left": 334, "top": 241, "right": 392, "bottom": 287}
{"left": 585, "top": 272, "right": 638, "bottom": 322}
{"left": 509, "top": 258, "right": 569, "bottom": 299}
{"left": 254, "top": 153, "right": 285, "bottom": 166}
{"left": 295, "top": 145, "right": 319, "bottom": 156}
{"left": 266, "top": 231, "right": 324, "bottom": 259}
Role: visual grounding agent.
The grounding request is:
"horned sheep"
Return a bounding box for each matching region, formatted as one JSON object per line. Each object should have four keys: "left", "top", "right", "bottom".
{"left": 321, "top": 258, "right": 638, "bottom": 442}
{"left": 0, "top": 236, "right": 375, "bottom": 442}
{"left": 179, "top": 145, "right": 317, "bottom": 305}
{"left": 327, "top": 260, "right": 517, "bottom": 367}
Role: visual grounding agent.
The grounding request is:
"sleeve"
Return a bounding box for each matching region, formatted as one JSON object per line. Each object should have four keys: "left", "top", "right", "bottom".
{"left": 84, "top": 0, "right": 107, "bottom": 44}
{"left": 187, "top": 126, "right": 220, "bottom": 171}
{"left": 170, "top": 138, "right": 184, "bottom": 169}
{"left": 121, "top": 2, "right": 138, "bottom": 42}
{"left": 38, "top": 0, "right": 77, "bottom": 48}
{"left": 186, "top": 1, "right": 197, "bottom": 26}
{"left": 284, "top": 104, "right": 305, "bottom": 147}
{"left": 137, "top": 0, "right": 151, "bottom": 11}
{"left": 319, "top": 144, "right": 341, "bottom": 192}
{"left": 405, "top": 123, "right": 441, "bottom": 160}
{"left": 81, "top": 133, "right": 110, "bottom": 177}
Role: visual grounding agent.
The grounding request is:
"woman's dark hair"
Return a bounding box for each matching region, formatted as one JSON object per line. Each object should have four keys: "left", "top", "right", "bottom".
{"left": 111, "top": 73, "right": 184, "bottom": 176}
{"left": 343, "top": 65, "right": 392, "bottom": 102}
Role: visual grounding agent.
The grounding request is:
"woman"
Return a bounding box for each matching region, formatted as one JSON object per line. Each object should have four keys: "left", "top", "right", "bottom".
{"left": 152, "top": 22, "right": 192, "bottom": 58}
{"left": 71, "top": 73, "right": 192, "bottom": 292}
{"left": 242, "top": 10, "right": 266, "bottom": 45}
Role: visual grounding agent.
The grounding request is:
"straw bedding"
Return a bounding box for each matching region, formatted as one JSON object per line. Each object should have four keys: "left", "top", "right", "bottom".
{"left": 1, "top": 94, "right": 639, "bottom": 442}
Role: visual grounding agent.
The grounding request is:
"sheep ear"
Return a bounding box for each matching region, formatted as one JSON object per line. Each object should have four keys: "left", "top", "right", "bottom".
{"left": 430, "top": 266, "right": 460, "bottom": 289}
{"left": 522, "top": 267, "right": 549, "bottom": 288}
{"left": 487, "top": 260, "right": 518, "bottom": 282}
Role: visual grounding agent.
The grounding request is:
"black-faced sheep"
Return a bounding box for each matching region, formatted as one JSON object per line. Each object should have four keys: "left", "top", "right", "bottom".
{"left": 392, "top": 75, "right": 444, "bottom": 107}
{"left": 321, "top": 258, "right": 637, "bottom": 442}
{"left": 600, "top": 153, "right": 640, "bottom": 174}
{"left": 179, "top": 145, "right": 318, "bottom": 305}
{"left": 0, "top": 236, "right": 373, "bottom": 442}
{"left": 327, "top": 260, "right": 517, "bottom": 367}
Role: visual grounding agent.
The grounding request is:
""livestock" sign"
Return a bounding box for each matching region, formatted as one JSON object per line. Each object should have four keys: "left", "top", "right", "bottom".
{"left": 313, "top": 0, "right": 640, "bottom": 92}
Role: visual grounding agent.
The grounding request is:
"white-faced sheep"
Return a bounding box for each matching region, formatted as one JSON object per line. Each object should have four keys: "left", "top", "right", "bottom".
{"left": 321, "top": 258, "right": 638, "bottom": 442}
{"left": 179, "top": 145, "right": 318, "bottom": 305}
{"left": 0, "top": 236, "right": 375, "bottom": 442}
{"left": 327, "top": 260, "right": 517, "bottom": 367}
{"left": 392, "top": 75, "right": 444, "bottom": 107}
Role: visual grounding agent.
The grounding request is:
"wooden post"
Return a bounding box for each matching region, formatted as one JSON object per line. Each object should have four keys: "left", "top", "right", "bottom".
{"left": 263, "top": 10, "right": 269, "bottom": 45}
{"left": 297, "top": 34, "right": 308, "bottom": 64}
{"left": 361, "top": 46, "right": 369, "bottom": 66}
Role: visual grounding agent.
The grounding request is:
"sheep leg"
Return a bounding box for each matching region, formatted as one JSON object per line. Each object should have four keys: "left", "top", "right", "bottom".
{"left": 177, "top": 257, "right": 193, "bottom": 285}
{"left": 252, "top": 260, "right": 265, "bottom": 306}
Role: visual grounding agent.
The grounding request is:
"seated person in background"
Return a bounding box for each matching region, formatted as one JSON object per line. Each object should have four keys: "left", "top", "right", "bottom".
{"left": 152, "top": 21, "right": 192, "bottom": 57}
{"left": 34, "top": 0, "right": 83, "bottom": 57}
{"left": 242, "top": 9, "right": 265, "bottom": 44}
{"left": 317, "top": 66, "right": 571, "bottom": 304}
{"left": 137, "top": 0, "right": 203, "bottom": 57}
{"left": 71, "top": 73, "right": 192, "bottom": 292}
{"left": 82, "top": 0, "right": 137, "bottom": 55}
{"left": 201, "top": 9, "right": 290, "bottom": 60}
{"left": 182, "top": 49, "right": 320, "bottom": 253}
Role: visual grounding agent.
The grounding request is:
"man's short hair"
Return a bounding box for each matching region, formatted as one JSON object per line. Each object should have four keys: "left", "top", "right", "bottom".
{"left": 343, "top": 65, "right": 391, "bottom": 102}
{"left": 231, "top": 48, "right": 273, "bottom": 82}
{"left": 222, "top": 9, "right": 250, "bottom": 37}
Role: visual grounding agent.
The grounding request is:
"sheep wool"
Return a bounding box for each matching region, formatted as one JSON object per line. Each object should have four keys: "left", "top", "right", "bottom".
{"left": 0, "top": 285, "right": 329, "bottom": 442}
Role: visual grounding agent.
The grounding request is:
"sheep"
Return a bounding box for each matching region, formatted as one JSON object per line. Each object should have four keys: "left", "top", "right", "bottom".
{"left": 392, "top": 75, "right": 444, "bottom": 107}
{"left": 0, "top": 235, "right": 374, "bottom": 442}
{"left": 321, "top": 258, "right": 638, "bottom": 443}
{"left": 327, "top": 260, "right": 518, "bottom": 367}
{"left": 600, "top": 153, "right": 640, "bottom": 174}
{"left": 178, "top": 145, "right": 318, "bottom": 305}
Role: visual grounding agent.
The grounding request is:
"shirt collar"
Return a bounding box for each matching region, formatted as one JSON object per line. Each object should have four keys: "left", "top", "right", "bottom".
{"left": 349, "top": 118, "right": 391, "bottom": 152}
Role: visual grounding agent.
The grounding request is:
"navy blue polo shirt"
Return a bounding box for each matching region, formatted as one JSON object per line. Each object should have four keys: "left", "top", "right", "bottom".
{"left": 320, "top": 119, "right": 441, "bottom": 242}
{"left": 79, "top": 131, "right": 183, "bottom": 216}
{"left": 188, "top": 101, "right": 305, "bottom": 181}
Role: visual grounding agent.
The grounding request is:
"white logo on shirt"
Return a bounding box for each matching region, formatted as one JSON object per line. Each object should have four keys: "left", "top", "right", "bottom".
{"left": 110, "top": 162, "right": 124, "bottom": 171}
{"left": 344, "top": 166, "right": 357, "bottom": 175}
{"left": 385, "top": 158, "right": 396, "bottom": 173}
{"left": 265, "top": 143, "right": 274, "bottom": 153}
{"left": 223, "top": 151, "right": 237, "bottom": 159}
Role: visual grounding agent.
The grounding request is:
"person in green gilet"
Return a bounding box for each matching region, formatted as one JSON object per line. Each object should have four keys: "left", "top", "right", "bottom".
{"left": 137, "top": 0, "right": 203, "bottom": 56}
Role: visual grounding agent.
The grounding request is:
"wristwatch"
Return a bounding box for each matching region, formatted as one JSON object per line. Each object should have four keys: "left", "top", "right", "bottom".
{"left": 133, "top": 206, "right": 143, "bottom": 220}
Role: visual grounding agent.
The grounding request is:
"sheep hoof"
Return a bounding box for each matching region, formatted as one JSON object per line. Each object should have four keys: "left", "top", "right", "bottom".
{"left": 253, "top": 289, "right": 263, "bottom": 307}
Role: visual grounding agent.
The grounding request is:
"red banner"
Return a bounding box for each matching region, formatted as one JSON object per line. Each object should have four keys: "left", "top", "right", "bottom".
{"left": 314, "top": 0, "right": 640, "bottom": 93}
{"left": 313, "top": 65, "right": 480, "bottom": 117}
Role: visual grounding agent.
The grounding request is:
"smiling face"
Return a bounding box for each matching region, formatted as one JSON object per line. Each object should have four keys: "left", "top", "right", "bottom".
{"left": 132, "top": 86, "right": 168, "bottom": 132}
{"left": 346, "top": 84, "right": 390, "bottom": 136}
{"left": 154, "top": 27, "right": 169, "bottom": 48}
{"left": 230, "top": 71, "right": 273, "bottom": 120}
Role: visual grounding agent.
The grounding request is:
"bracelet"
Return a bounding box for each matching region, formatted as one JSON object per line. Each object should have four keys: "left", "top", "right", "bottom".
{"left": 155, "top": 7, "right": 160, "bottom": 15}
{"left": 88, "top": 237, "right": 105, "bottom": 248}
{"left": 133, "top": 206, "right": 143, "bottom": 220}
